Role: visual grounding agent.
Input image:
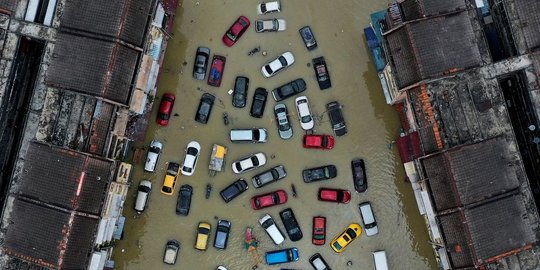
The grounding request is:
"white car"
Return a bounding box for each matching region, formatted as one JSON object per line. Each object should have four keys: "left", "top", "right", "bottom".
{"left": 261, "top": 51, "right": 294, "bottom": 78}
{"left": 295, "top": 96, "right": 314, "bottom": 130}
{"left": 258, "top": 214, "right": 285, "bottom": 244}
{"left": 255, "top": 19, "right": 286, "bottom": 33}
{"left": 181, "top": 141, "right": 201, "bottom": 176}
{"left": 144, "top": 140, "right": 163, "bottom": 172}
{"left": 257, "top": 1, "right": 281, "bottom": 14}
{"left": 232, "top": 152, "right": 267, "bottom": 174}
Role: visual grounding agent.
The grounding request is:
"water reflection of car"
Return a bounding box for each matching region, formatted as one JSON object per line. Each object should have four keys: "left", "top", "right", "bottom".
{"left": 233, "top": 76, "right": 249, "bottom": 108}
{"left": 255, "top": 19, "right": 286, "bottom": 33}
{"left": 232, "top": 152, "right": 267, "bottom": 174}
{"left": 195, "top": 93, "right": 215, "bottom": 124}
{"left": 257, "top": 1, "right": 281, "bottom": 14}
{"left": 265, "top": 247, "right": 299, "bottom": 265}
{"left": 163, "top": 240, "right": 180, "bottom": 265}
{"left": 303, "top": 165, "right": 337, "bottom": 183}
{"left": 181, "top": 141, "right": 201, "bottom": 176}
{"left": 309, "top": 253, "right": 331, "bottom": 270}
{"left": 220, "top": 178, "right": 249, "bottom": 203}
{"left": 258, "top": 214, "right": 285, "bottom": 245}
{"left": 261, "top": 51, "right": 294, "bottom": 78}
{"left": 326, "top": 101, "right": 347, "bottom": 136}
{"left": 351, "top": 158, "right": 367, "bottom": 192}
{"left": 272, "top": 78, "right": 306, "bottom": 101}
{"left": 250, "top": 189, "right": 288, "bottom": 210}
{"left": 252, "top": 165, "right": 287, "bottom": 188}
{"left": 195, "top": 222, "right": 211, "bottom": 250}
{"left": 318, "top": 188, "right": 351, "bottom": 204}
{"left": 222, "top": 16, "right": 250, "bottom": 47}
{"left": 193, "top": 47, "right": 210, "bottom": 80}
{"left": 156, "top": 93, "right": 175, "bottom": 126}
{"left": 330, "top": 223, "right": 362, "bottom": 253}
{"left": 176, "top": 184, "right": 193, "bottom": 216}
{"left": 274, "top": 103, "right": 293, "bottom": 140}
{"left": 207, "top": 55, "right": 226, "bottom": 87}
{"left": 250, "top": 87, "right": 268, "bottom": 118}
{"left": 214, "top": 219, "right": 231, "bottom": 249}
{"left": 312, "top": 216, "right": 326, "bottom": 245}
{"left": 312, "top": 56, "right": 331, "bottom": 90}
{"left": 279, "top": 208, "right": 303, "bottom": 241}
{"left": 161, "top": 162, "right": 180, "bottom": 196}
{"left": 295, "top": 96, "right": 314, "bottom": 130}
{"left": 303, "top": 134, "right": 334, "bottom": 150}
{"left": 299, "top": 26, "right": 317, "bottom": 50}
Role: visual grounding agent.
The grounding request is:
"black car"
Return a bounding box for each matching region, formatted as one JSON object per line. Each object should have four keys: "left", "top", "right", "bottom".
{"left": 326, "top": 101, "right": 347, "bottom": 136}
{"left": 195, "top": 93, "right": 215, "bottom": 124}
{"left": 351, "top": 159, "right": 367, "bottom": 193}
{"left": 312, "top": 57, "right": 331, "bottom": 90}
{"left": 220, "top": 178, "right": 249, "bottom": 202}
{"left": 309, "top": 253, "right": 332, "bottom": 270}
{"left": 176, "top": 184, "right": 193, "bottom": 216}
{"left": 250, "top": 87, "right": 268, "bottom": 118}
{"left": 302, "top": 165, "right": 337, "bottom": 183}
{"left": 233, "top": 76, "right": 249, "bottom": 108}
{"left": 279, "top": 208, "right": 303, "bottom": 241}
{"left": 299, "top": 26, "right": 317, "bottom": 50}
{"left": 193, "top": 47, "right": 210, "bottom": 80}
{"left": 271, "top": 78, "right": 306, "bottom": 101}
{"left": 214, "top": 219, "right": 231, "bottom": 249}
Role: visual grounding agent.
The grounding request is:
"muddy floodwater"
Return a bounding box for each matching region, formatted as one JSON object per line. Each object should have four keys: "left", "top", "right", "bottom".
{"left": 113, "top": 0, "right": 437, "bottom": 269}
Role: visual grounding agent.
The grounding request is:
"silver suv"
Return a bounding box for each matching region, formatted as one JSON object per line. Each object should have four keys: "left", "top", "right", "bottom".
{"left": 252, "top": 165, "right": 287, "bottom": 188}
{"left": 274, "top": 103, "right": 293, "bottom": 139}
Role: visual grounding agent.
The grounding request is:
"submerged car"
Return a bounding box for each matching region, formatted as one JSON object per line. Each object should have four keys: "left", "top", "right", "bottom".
{"left": 326, "top": 101, "right": 347, "bottom": 136}
{"left": 255, "top": 19, "right": 286, "bottom": 32}
{"left": 251, "top": 165, "right": 287, "bottom": 188}
{"left": 181, "top": 141, "right": 201, "bottom": 176}
{"left": 176, "top": 184, "right": 193, "bottom": 216}
{"left": 272, "top": 78, "right": 306, "bottom": 101}
{"left": 144, "top": 140, "right": 162, "bottom": 172}
{"left": 214, "top": 219, "right": 231, "bottom": 249}
{"left": 233, "top": 76, "right": 249, "bottom": 108}
{"left": 261, "top": 51, "right": 295, "bottom": 78}
{"left": 352, "top": 158, "right": 367, "bottom": 192}
{"left": 295, "top": 96, "right": 314, "bottom": 130}
{"left": 250, "top": 87, "right": 268, "bottom": 118}
{"left": 274, "top": 103, "right": 293, "bottom": 139}
{"left": 161, "top": 162, "right": 180, "bottom": 196}
{"left": 303, "top": 134, "right": 334, "bottom": 149}
{"left": 303, "top": 165, "right": 337, "bottom": 183}
{"left": 156, "top": 93, "right": 175, "bottom": 126}
{"left": 232, "top": 152, "right": 267, "bottom": 174}
{"left": 313, "top": 56, "right": 331, "bottom": 90}
{"left": 259, "top": 214, "right": 285, "bottom": 245}
{"left": 330, "top": 223, "right": 362, "bottom": 253}
{"left": 223, "top": 16, "right": 250, "bottom": 47}
{"left": 195, "top": 222, "right": 211, "bottom": 250}
{"left": 318, "top": 188, "right": 351, "bottom": 204}
{"left": 250, "top": 189, "right": 288, "bottom": 210}
{"left": 312, "top": 216, "right": 326, "bottom": 245}
{"left": 193, "top": 47, "right": 210, "bottom": 80}
{"left": 257, "top": 1, "right": 281, "bottom": 14}
{"left": 195, "top": 93, "right": 215, "bottom": 124}
{"left": 207, "top": 55, "right": 226, "bottom": 87}
{"left": 265, "top": 248, "right": 299, "bottom": 265}
{"left": 299, "top": 25, "right": 317, "bottom": 50}
{"left": 280, "top": 208, "right": 302, "bottom": 241}
{"left": 163, "top": 240, "right": 180, "bottom": 265}
{"left": 220, "top": 178, "right": 249, "bottom": 203}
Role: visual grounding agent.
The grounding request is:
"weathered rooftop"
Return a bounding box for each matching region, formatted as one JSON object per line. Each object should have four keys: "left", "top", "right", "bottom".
{"left": 0, "top": 0, "right": 18, "bottom": 12}
{"left": 400, "top": 0, "right": 468, "bottom": 21}
{"left": 514, "top": 0, "right": 540, "bottom": 51}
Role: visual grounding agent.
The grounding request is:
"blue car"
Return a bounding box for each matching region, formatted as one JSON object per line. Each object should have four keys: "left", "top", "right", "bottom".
{"left": 265, "top": 247, "right": 299, "bottom": 265}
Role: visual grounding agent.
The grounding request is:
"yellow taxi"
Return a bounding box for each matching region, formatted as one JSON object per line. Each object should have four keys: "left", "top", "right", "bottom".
{"left": 195, "top": 222, "right": 211, "bottom": 250}
{"left": 330, "top": 223, "right": 362, "bottom": 253}
{"left": 161, "top": 162, "right": 180, "bottom": 195}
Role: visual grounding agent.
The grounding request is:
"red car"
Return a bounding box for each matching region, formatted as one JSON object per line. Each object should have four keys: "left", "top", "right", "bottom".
{"left": 303, "top": 134, "right": 335, "bottom": 149}
{"left": 317, "top": 188, "right": 351, "bottom": 203}
{"left": 222, "top": 16, "right": 250, "bottom": 47}
{"left": 207, "top": 55, "right": 226, "bottom": 87}
{"left": 250, "top": 190, "right": 288, "bottom": 210}
{"left": 156, "top": 93, "right": 175, "bottom": 126}
{"left": 312, "top": 216, "right": 326, "bottom": 245}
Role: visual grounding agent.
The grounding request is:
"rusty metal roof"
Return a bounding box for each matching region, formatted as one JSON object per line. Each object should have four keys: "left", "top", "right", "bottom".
{"left": 61, "top": 0, "right": 153, "bottom": 46}
{"left": 514, "top": 0, "right": 540, "bottom": 51}
{"left": 46, "top": 33, "right": 140, "bottom": 105}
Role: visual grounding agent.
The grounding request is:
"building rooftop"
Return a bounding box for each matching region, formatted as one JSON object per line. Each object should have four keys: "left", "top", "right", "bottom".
{"left": 514, "top": 0, "right": 540, "bottom": 51}
{"left": 400, "top": 0, "right": 467, "bottom": 21}
{"left": 0, "top": 0, "right": 18, "bottom": 12}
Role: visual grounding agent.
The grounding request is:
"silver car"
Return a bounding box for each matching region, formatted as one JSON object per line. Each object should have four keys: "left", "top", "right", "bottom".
{"left": 255, "top": 19, "right": 286, "bottom": 33}
{"left": 193, "top": 47, "right": 210, "bottom": 80}
{"left": 252, "top": 165, "right": 287, "bottom": 188}
{"left": 274, "top": 103, "right": 293, "bottom": 139}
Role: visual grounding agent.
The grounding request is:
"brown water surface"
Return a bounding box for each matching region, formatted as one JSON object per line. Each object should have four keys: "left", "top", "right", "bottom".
{"left": 113, "top": 0, "right": 437, "bottom": 269}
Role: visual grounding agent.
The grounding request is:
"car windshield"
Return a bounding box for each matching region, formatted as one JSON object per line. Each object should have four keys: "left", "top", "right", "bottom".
{"left": 322, "top": 136, "right": 328, "bottom": 147}
{"left": 342, "top": 234, "right": 350, "bottom": 242}
{"left": 198, "top": 227, "right": 210, "bottom": 234}
{"left": 323, "top": 167, "right": 330, "bottom": 178}
{"left": 270, "top": 169, "right": 279, "bottom": 179}
{"left": 365, "top": 221, "right": 377, "bottom": 229}
{"left": 182, "top": 166, "right": 192, "bottom": 173}
{"left": 262, "top": 219, "right": 273, "bottom": 228}
{"left": 240, "top": 18, "right": 249, "bottom": 27}
{"left": 226, "top": 31, "right": 237, "bottom": 41}
{"left": 253, "top": 129, "right": 260, "bottom": 140}
{"left": 332, "top": 241, "right": 342, "bottom": 250}
{"left": 336, "top": 191, "right": 344, "bottom": 201}
{"left": 278, "top": 56, "right": 287, "bottom": 66}
{"left": 279, "top": 122, "right": 290, "bottom": 131}
{"left": 314, "top": 234, "right": 325, "bottom": 240}
{"left": 187, "top": 147, "right": 198, "bottom": 155}
{"left": 158, "top": 112, "right": 169, "bottom": 120}
{"left": 346, "top": 228, "right": 357, "bottom": 238}
{"left": 162, "top": 186, "right": 172, "bottom": 193}
{"left": 272, "top": 193, "right": 280, "bottom": 203}
{"left": 264, "top": 65, "right": 273, "bottom": 74}
{"left": 255, "top": 199, "right": 261, "bottom": 208}
{"left": 251, "top": 156, "right": 260, "bottom": 166}
{"left": 260, "top": 3, "right": 267, "bottom": 12}
{"left": 235, "top": 162, "right": 243, "bottom": 171}
{"left": 301, "top": 115, "right": 312, "bottom": 123}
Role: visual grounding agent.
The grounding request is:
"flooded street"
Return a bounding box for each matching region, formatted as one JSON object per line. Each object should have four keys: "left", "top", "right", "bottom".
{"left": 113, "top": 0, "right": 436, "bottom": 269}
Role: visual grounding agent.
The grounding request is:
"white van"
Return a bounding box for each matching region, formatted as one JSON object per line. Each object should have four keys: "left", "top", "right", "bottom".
{"left": 258, "top": 214, "right": 285, "bottom": 245}
{"left": 359, "top": 201, "right": 379, "bottom": 236}
{"left": 230, "top": 128, "right": 268, "bottom": 143}
{"left": 144, "top": 140, "right": 163, "bottom": 172}
{"left": 372, "top": 250, "right": 389, "bottom": 270}
{"left": 134, "top": 180, "right": 152, "bottom": 214}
